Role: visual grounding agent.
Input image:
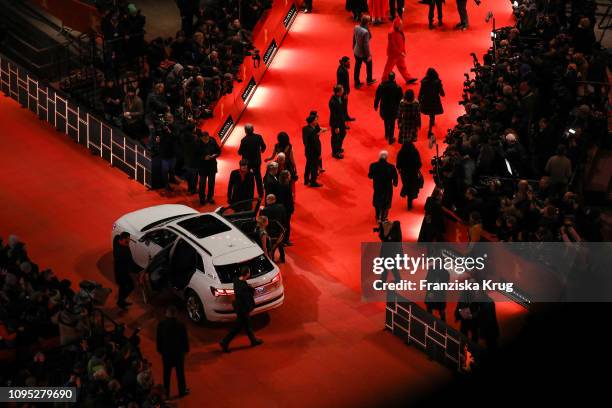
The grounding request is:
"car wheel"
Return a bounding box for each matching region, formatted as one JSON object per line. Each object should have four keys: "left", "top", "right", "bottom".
{"left": 185, "top": 290, "right": 207, "bottom": 324}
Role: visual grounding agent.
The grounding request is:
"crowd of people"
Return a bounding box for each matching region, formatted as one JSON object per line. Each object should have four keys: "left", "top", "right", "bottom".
{"left": 420, "top": 0, "right": 607, "bottom": 244}
{"left": 0, "top": 235, "right": 169, "bottom": 407}
{"left": 95, "top": 0, "right": 271, "bottom": 144}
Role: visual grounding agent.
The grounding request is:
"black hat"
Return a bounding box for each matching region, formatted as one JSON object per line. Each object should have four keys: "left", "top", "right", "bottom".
{"left": 340, "top": 56, "right": 350, "bottom": 63}
{"left": 306, "top": 110, "right": 318, "bottom": 123}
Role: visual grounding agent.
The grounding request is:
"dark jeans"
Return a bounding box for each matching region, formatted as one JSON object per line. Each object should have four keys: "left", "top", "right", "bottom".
{"left": 161, "top": 157, "right": 176, "bottom": 189}
{"left": 117, "top": 275, "right": 134, "bottom": 304}
{"left": 184, "top": 167, "right": 198, "bottom": 193}
{"left": 304, "top": 157, "right": 319, "bottom": 184}
{"left": 198, "top": 171, "right": 216, "bottom": 203}
{"left": 162, "top": 354, "right": 186, "bottom": 396}
{"left": 221, "top": 312, "right": 257, "bottom": 346}
{"left": 389, "top": 0, "right": 405, "bottom": 18}
{"left": 354, "top": 56, "right": 373, "bottom": 85}
{"left": 383, "top": 117, "right": 396, "bottom": 142}
{"left": 429, "top": 0, "right": 443, "bottom": 23}
{"left": 250, "top": 164, "right": 263, "bottom": 196}
{"left": 456, "top": 0, "right": 469, "bottom": 26}
{"left": 331, "top": 129, "right": 346, "bottom": 155}
{"left": 304, "top": 0, "right": 312, "bottom": 10}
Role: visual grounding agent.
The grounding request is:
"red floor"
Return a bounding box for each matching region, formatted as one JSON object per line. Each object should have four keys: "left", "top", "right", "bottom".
{"left": 0, "top": 1, "right": 522, "bottom": 407}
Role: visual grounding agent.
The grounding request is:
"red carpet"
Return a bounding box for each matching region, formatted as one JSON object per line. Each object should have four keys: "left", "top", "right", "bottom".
{"left": 0, "top": 1, "right": 523, "bottom": 407}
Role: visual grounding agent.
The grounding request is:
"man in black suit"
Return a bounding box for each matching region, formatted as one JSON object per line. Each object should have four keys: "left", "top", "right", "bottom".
{"left": 261, "top": 194, "right": 287, "bottom": 263}
{"left": 219, "top": 266, "right": 263, "bottom": 352}
{"left": 374, "top": 72, "right": 403, "bottom": 144}
{"left": 195, "top": 130, "right": 220, "bottom": 205}
{"left": 228, "top": 159, "right": 256, "bottom": 211}
{"left": 156, "top": 305, "right": 190, "bottom": 398}
{"left": 368, "top": 151, "right": 398, "bottom": 222}
{"left": 336, "top": 56, "right": 355, "bottom": 121}
{"left": 329, "top": 85, "right": 348, "bottom": 159}
{"left": 389, "top": 0, "right": 405, "bottom": 19}
{"left": 238, "top": 124, "right": 266, "bottom": 197}
{"left": 113, "top": 232, "right": 140, "bottom": 310}
{"left": 302, "top": 111, "right": 323, "bottom": 187}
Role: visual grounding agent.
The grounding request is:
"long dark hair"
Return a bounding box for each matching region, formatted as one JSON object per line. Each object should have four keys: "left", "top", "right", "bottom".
{"left": 424, "top": 68, "right": 439, "bottom": 81}
{"left": 277, "top": 131, "right": 290, "bottom": 148}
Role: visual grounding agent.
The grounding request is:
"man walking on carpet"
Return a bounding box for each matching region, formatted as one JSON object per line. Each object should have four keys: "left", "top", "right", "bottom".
{"left": 353, "top": 15, "right": 376, "bottom": 88}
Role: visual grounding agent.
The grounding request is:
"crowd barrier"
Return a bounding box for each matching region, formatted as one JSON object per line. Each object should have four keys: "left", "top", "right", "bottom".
{"left": 385, "top": 291, "right": 481, "bottom": 373}
{"left": 0, "top": 53, "right": 153, "bottom": 187}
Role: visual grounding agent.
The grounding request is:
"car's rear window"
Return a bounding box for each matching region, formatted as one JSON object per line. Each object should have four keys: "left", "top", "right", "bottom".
{"left": 176, "top": 215, "right": 232, "bottom": 238}
{"left": 214, "top": 255, "right": 275, "bottom": 283}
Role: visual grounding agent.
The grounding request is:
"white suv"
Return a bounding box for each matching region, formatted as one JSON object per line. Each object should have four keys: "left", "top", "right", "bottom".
{"left": 111, "top": 203, "right": 284, "bottom": 323}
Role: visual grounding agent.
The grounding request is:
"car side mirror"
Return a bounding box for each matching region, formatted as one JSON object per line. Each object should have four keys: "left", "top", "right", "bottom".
{"left": 139, "top": 237, "right": 150, "bottom": 245}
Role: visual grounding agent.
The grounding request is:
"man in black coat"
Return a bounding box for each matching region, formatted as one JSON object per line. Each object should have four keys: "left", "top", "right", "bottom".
{"left": 368, "top": 151, "right": 398, "bottom": 222}
{"left": 228, "top": 159, "right": 256, "bottom": 211}
{"left": 219, "top": 266, "right": 263, "bottom": 352}
{"left": 374, "top": 72, "right": 403, "bottom": 144}
{"left": 196, "top": 130, "right": 220, "bottom": 205}
{"left": 336, "top": 56, "right": 355, "bottom": 121}
{"left": 263, "top": 161, "right": 280, "bottom": 198}
{"left": 329, "top": 85, "right": 348, "bottom": 159}
{"left": 238, "top": 124, "right": 266, "bottom": 197}
{"left": 156, "top": 305, "right": 190, "bottom": 398}
{"left": 113, "top": 232, "right": 140, "bottom": 310}
{"left": 261, "top": 194, "right": 287, "bottom": 263}
{"left": 302, "top": 111, "right": 323, "bottom": 187}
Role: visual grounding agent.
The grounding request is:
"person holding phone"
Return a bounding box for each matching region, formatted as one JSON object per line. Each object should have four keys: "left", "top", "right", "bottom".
{"left": 196, "top": 130, "right": 221, "bottom": 205}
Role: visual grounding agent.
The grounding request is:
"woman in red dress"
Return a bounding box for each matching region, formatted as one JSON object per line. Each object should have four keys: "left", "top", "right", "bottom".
{"left": 368, "top": 0, "right": 388, "bottom": 24}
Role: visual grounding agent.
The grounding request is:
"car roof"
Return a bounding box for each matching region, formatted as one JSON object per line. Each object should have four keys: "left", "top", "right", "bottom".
{"left": 168, "top": 212, "right": 262, "bottom": 262}
{"left": 117, "top": 204, "right": 199, "bottom": 233}
{"left": 118, "top": 204, "right": 262, "bottom": 262}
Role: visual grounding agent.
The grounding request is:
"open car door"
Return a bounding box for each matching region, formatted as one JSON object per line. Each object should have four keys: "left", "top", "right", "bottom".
{"left": 139, "top": 244, "right": 172, "bottom": 304}
{"left": 215, "top": 197, "right": 262, "bottom": 241}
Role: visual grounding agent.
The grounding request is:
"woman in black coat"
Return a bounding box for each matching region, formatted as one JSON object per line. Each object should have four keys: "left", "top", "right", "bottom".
{"left": 418, "top": 187, "right": 445, "bottom": 242}
{"left": 418, "top": 68, "right": 445, "bottom": 139}
{"left": 396, "top": 141, "right": 422, "bottom": 210}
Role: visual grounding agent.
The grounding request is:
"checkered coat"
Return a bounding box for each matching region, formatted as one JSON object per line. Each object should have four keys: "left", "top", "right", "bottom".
{"left": 397, "top": 100, "right": 421, "bottom": 143}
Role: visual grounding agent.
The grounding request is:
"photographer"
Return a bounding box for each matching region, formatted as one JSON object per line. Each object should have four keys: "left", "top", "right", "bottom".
{"left": 152, "top": 112, "right": 179, "bottom": 192}
{"left": 145, "top": 83, "right": 170, "bottom": 137}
